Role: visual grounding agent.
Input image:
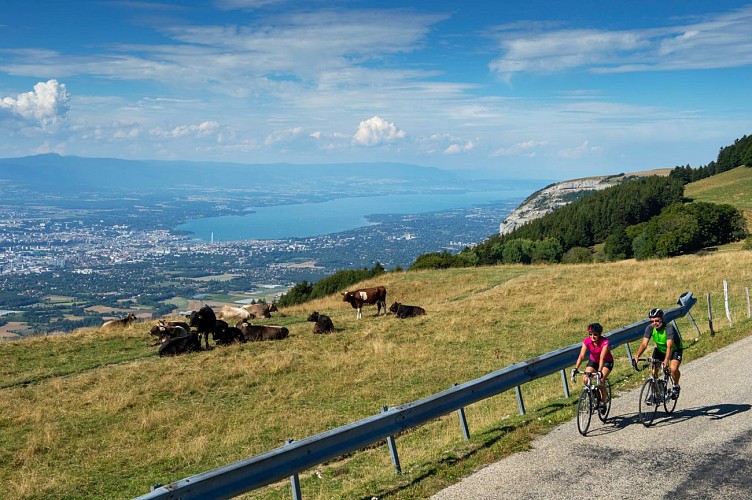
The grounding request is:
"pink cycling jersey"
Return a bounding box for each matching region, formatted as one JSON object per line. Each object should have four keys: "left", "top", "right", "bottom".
{"left": 583, "top": 336, "right": 614, "bottom": 364}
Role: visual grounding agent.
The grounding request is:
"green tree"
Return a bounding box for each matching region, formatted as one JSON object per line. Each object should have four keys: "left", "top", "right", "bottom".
{"left": 532, "top": 238, "right": 563, "bottom": 263}
{"left": 561, "top": 247, "right": 592, "bottom": 264}
{"left": 604, "top": 228, "right": 633, "bottom": 261}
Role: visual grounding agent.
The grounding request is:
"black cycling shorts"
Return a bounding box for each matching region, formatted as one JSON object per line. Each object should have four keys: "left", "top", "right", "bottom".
{"left": 587, "top": 360, "right": 614, "bottom": 370}
{"left": 652, "top": 347, "right": 682, "bottom": 362}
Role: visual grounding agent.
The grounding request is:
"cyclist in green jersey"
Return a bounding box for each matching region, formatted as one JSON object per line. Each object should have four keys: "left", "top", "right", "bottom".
{"left": 633, "top": 308, "right": 683, "bottom": 399}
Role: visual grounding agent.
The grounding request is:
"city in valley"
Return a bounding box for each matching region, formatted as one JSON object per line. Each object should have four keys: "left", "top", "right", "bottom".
{"left": 0, "top": 181, "right": 521, "bottom": 338}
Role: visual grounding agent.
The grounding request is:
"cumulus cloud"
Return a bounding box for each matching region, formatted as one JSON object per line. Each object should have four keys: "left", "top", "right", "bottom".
{"left": 151, "top": 120, "right": 219, "bottom": 138}
{"left": 353, "top": 116, "right": 406, "bottom": 146}
{"left": 264, "top": 126, "right": 305, "bottom": 145}
{"left": 0, "top": 79, "right": 70, "bottom": 128}
{"left": 444, "top": 140, "right": 475, "bottom": 155}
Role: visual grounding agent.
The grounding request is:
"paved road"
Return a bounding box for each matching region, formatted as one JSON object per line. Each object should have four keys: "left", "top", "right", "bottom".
{"left": 432, "top": 335, "right": 752, "bottom": 499}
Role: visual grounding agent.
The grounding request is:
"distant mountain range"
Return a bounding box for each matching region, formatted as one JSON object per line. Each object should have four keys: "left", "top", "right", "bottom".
{"left": 0, "top": 154, "right": 485, "bottom": 196}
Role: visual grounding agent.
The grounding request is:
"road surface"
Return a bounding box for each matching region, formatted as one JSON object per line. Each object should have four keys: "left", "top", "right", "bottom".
{"left": 432, "top": 335, "right": 752, "bottom": 499}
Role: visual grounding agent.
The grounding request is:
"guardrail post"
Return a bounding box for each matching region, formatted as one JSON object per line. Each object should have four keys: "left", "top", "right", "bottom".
{"left": 707, "top": 292, "right": 715, "bottom": 336}
{"left": 515, "top": 386, "right": 526, "bottom": 415}
{"left": 381, "top": 406, "right": 402, "bottom": 473}
{"left": 560, "top": 369, "right": 570, "bottom": 398}
{"left": 286, "top": 439, "right": 302, "bottom": 500}
{"left": 453, "top": 383, "right": 471, "bottom": 440}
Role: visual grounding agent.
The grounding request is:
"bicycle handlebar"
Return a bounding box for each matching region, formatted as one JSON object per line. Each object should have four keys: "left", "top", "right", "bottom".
{"left": 632, "top": 357, "right": 669, "bottom": 374}
{"left": 570, "top": 369, "right": 602, "bottom": 383}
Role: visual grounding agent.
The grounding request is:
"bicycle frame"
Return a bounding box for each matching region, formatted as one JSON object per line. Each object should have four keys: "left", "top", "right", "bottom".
{"left": 571, "top": 369, "right": 611, "bottom": 436}
{"left": 636, "top": 357, "right": 678, "bottom": 426}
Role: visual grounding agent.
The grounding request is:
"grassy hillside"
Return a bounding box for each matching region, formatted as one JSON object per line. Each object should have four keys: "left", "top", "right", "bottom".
{"left": 2, "top": 250, "right": 752, "bottom": 499}
{"left": 685, "top": 165, "right": 752, "bottom": 219}
{"left": 3, "top": 170, "right": 752, "bottom": 499}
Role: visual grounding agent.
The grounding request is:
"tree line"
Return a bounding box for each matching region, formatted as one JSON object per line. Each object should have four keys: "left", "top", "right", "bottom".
{"left": 278, "top": 133, "right": 751, "bottom": 305}
{"left": 669, "top": 134, "right": 752, "bottom": 183}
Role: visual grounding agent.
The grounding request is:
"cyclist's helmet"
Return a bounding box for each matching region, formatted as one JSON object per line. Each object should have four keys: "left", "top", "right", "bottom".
{"left": 648, "top": 308, "right": 664, "bottom": 318}
{"left": 587, "top": 322, "right": 603, "bottom": 334}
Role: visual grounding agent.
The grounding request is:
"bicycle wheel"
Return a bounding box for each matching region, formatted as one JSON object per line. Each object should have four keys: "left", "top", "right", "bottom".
{"left": 638, "top": 378, "right": 658, "bottom": 426}
{"left": 577, "top": 389, "right": 593, "bottom": 436}
{"left": 663, "top": 376, "right": 678, "bottom": 414}
{"left": 597, "top": 378, "right": 612, "bottom": 422}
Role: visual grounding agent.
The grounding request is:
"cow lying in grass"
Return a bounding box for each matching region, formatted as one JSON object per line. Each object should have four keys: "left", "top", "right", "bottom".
{"left": 389, "top": 302, "right": 426, "bottom": 319}
{"left": 149, "top": 321, "right": 188, "bottom": 345}
{"left": 307, "top": 311, "right": 334, "bottom": 334}
{"left": 242, "top": 302, "right": 278, "bottom": 318}
{"left": 101, "top": 312, "right": 137, "bottom": 331}
{"left": 236, "top": 321, "right": 289, "bottom": 341}
{"left": 158, "top": 331, "right": 201, "bottom": 356}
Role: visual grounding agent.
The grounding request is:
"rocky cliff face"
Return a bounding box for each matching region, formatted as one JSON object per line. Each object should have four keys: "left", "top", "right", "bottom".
{"left": 499, "top": 170, "right": 669, "bottom": 235}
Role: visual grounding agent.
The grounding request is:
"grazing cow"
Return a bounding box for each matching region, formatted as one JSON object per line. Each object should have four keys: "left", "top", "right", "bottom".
{"left": 389, "top": 302, "right": 426, "bottom": 319}
{"left": 217, "top": 305, "right": 254, "bottom": 321}
{"left": 342, "top": 286, "right": 387, "bottom": 319}
{"left": 188, "top": 305, "right": 216, "bottom": 349}
{"left": 158, "top": 332, "right": 201, "bottom": 356}
{"left": 241, "top": 302, "right": 278, "bottom": 318}
{"left": 307, "top": 311, "right": 334, "bottom": 334}
{"left": 101, "top": 312, "right": 137, "bottom": 330}
{"left": 236, "top": 321, "right": 289, "bottom": 341}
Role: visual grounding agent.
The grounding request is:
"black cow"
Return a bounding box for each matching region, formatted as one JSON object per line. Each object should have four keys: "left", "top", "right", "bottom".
{"left": 236, "top": 321, "right": 289, "bottom": 341}
{"left": 188, "top": 305, "right": 216, "bottom": 349}
{"left": 342, "top": 286, "right": 387, "bottom": 319}
{"left": 389, "top": 302, "right": 426, "bottom": 319}
{"left": 158, "top": 332, "right": 201, "bottom": 356}
{"left": 149, "top": 322, "right": 188, "bottom": 344}
{"left": 307, "top": 311, "right": 334, "bottom": 334}
{"left": 213, "top": 324, "right": 244, "bottom": 345}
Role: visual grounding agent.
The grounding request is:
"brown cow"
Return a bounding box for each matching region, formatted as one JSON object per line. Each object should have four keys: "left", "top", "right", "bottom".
{"left": 101, "top": 312, "right": 137, "bottom": 330}
{"left": 217, "top": 305, "right": 255, "bottom": 321}
{"left": 241, "top": 303, "right": 278, "bottom": 318}
{"left": 342, "top": 286, "right": 387, "bottom": 319}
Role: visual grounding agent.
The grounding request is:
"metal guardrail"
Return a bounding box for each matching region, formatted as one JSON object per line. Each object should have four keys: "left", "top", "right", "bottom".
{"left": 136, "top": 292, "right": 697, "bottom": 500}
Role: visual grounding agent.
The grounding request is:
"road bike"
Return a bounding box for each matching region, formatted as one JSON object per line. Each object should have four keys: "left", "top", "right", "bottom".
{"left": 571, "top": 369, "right": 611, "bottom": 436}
{"left": 634, "top": 357, "right": 679, "bottom": 426}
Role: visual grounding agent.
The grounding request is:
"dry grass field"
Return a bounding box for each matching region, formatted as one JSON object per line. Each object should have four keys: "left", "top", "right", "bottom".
{"left": 2, "top": 250, "right": 752, "bottom": 499}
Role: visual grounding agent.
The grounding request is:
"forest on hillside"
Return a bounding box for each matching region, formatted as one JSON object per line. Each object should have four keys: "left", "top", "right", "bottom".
{"left": 278, "top": 133, "right": 751, "bottom": 306}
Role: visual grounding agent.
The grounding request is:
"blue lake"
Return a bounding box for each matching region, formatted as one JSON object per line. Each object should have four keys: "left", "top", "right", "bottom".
{"left": 176, "top": 187, "right": 536, "bottom": 242}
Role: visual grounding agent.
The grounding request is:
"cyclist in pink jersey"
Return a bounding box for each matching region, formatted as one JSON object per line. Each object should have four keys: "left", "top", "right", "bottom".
{"left": 574, "top": 322, "right": 614, "bottom": 411}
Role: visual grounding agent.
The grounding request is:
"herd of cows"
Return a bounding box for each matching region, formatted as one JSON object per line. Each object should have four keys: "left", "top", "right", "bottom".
{"left": 100, "top": 286, "right": 426, "bottom": 356}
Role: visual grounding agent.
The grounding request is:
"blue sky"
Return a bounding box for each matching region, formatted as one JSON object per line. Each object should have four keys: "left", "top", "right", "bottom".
{"left": 1, "top": 1, "right": 751, "bottom": 180}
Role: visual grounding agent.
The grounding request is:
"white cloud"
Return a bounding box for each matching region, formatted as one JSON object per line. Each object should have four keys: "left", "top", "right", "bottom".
{"left": 557, "top": 141, "right": 601, "bottom": 159}
{"left": 353, "top": 116, "right": 406, "bottom": 146}
{"left": 0, "top": 79, "right": 69, "bottom": 128}
{"left": 151, "top": 121, "right": 219, "bottom": 138}
{"left": 491, "top": 139, "right": 545, "bottom": 158}
{"left": 264, "top": 126, "right": 305, "bottom": 145}
{"left": 489, "top": 4, "right": 752, "bottom": 78}
{"left": 444, "top": 141, "right": 475, "bottom": 155}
